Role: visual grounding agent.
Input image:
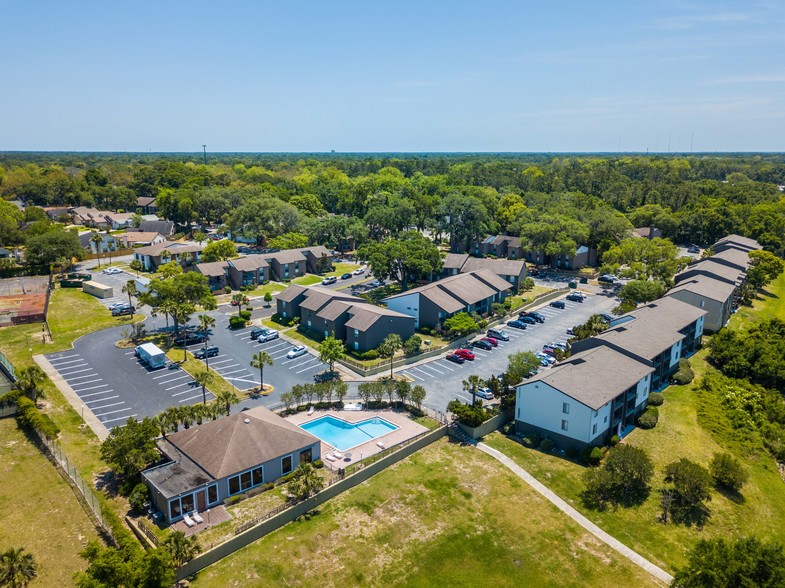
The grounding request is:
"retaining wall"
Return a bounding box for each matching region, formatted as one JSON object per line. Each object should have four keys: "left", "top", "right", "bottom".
{"left": 457, "top": 409, "right": 515, "bottom": 440}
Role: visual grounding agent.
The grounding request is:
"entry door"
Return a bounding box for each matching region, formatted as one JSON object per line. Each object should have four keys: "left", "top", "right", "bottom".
{"left": 196, "top": 490, "right": 206, "bottom": 511}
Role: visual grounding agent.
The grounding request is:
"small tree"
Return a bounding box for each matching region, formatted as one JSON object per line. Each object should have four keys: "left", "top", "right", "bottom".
{"left": 213, "top": 389, "right": 239, "bottom": 417}
{"left": 99, "top": 417, "right": 160, "bottom": 486}
{"left": 0, "top": 547, "right": 38, "bottom": 588}
{"left": 232, "top": 293, "right": 249, "bottom": 315}
{"left": 709, "top": 452, "right": 748, "bottom": 494}
{"left": 442, "top": 312, "right": 478, "bottom": 337}
{"left": 319, "top": 335, "right": 344, "bottom": 373}
{"left": 358, "top": 382, "right": 373, "bottom": 406}
{"left": 90, "top": 233, "right": 104, "bottom": 266}
{"left": 581, "top": 444, "right": 654, "bottom": 510}
{"left": 16, "top": 366, "right": 46, "bottom": 403}
{"left": 122, "top": 279, "right": 138, "bottom": 313}
{"left": 291, "top": 384, "right": 305, "bottom": 408}
{"left": 674, "top": 537, "right": 785, "bottom": 588}
{"left": 162, "top": 531, "right": 201, "bottom": 568}
{"left": 662, "top": 458, "right": 713, "bottom": 527}
{"left": 395, "top": 379, "right": 411, "bottom": 409}
{"left": 404, "top": 335, "right": 422, "bottom": 356}
{"left": 462, "top": 374, "right": 483, "bottom": 406}
{"left": 409, "top": 385, "right": 426, "bottom": 411}
{"left": 128, "top": 483, "right": 149, "bottom": 515}
{"left": 193, "top": 370, "right": 211, "bottom": 405}
{"left": 264, "top": 291, "right": 273, "bottom": 307}
{"left": 506, "top": 351, "right": 541, "bottom": 384}
{"left": 280, "top": 391, "right": 294, "bottom": 412}
{"left": 198, "top": 313, "right": 216, "bottom": 369}
{"left": 250, "top": 351, "right": 273, "bottom": 393}
{"left": 334, "top": 381, "right": 348, "bottom": 405}
{"left": 129, "top": 259, "right": 143, "bottom": 276}
{"left": 287, "top": 463, "right": 324, "bottom": 499}
{"left": 378, "top": 333, "right": 403, "bottom": 379}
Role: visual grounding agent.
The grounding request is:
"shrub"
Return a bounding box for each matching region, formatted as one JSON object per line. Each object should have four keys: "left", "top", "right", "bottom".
{"left": 539, "top": 437, "right": 555, "bottom": 452}
{"left": 609, "top": 434, "right": 620, "bottom": 446}
{"left": 229, "top": 316, "right": 246, "bottom": 329}
{"left": 129, "top": 483, "right": 149, "bottom": 514}
{"left": 580, "top": 446, "right": 605, "bottom": 466}
{"left": 312, "top": 459, "right": 324, "bottom": 469}
{"left": 501, "top": 422, "right": 514, "bottom": 436}
{"left": 223, "top": 286, "right": 232, "bottom": 293}
{"left": 527, "top": 431, "right": 543, "bottom": 448}
{"left": 224, "top": 494, "right": 246, "bottom": 506}
{"left": 566, "top": 447, "right": 578, "bottom": 459}
{"left": 672, "top": 357, "right": 695, "bottom": 385}
{"left": 581, "top": 444, "right": 654, "bottom": 510}
{"left": 709, "top": 452, "right": 749, "bottom": 493}
{"left": 648, "top": 392, "right": 664, "bottom": 406}
{"left": 419, "top": 327, "right": 433, "bottom": 336}
{"left": 361, "top": 350, "right": 379, "bottom": 360}
{"left": 239, "top": 310, "right": 252, "bottom": 321}
{"left": 637, "top": 406, "right": 659, "bottom": 429}
{"left": 15, "top": 396, "right": 60, "bottom": 439}
{"left": 521, "top": 436, "right": 536, "bottom": 448}
{"left": 404, "top": 335, "right": 422, "bottom": 356}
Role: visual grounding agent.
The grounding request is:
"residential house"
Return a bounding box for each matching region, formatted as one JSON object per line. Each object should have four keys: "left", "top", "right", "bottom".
{"left": 383, "top": 269, "right": 512, "bottom": 330}
{"left": 525, "top": 245, "right": 598, "bottom": 270}
{"left": 440, "top": 253, "right": 527, "bottom": 291}
{"left": 136, "top": 197, "right": 158, "bottom": 215}
{"left": 632, "top": 226, "right": 662, "bottom": 240}
{"left": 666, "top": 275, "right": 737, "bottom": 333}
{"left": 675, "top": 258, "right": 745, "bottom": 287}
{"left": 142, "top": 406, "right": 320, "bottom": 524}
{"left": 119, "top": 231, "right": 167, "bottom": 248}
{"left": 276, "top": 285, "right": 415, "bottom": 352}
{"left": 79, "top": 232, "right": 118, "bottom": 254}
{"left": 264, "top": 249, "right": 307, "bottom": 282}
{"left": 129, "top": 220, "right": 175, "bottom": 237}
{"left": 196, "top": 261, "right": 230, "bottom": 291}
{"left": 571, "top": 296, "right": 707, "bottom": 391}
{"left": 43, "top": 206, "right": 71, "bottom": 222}
{"left": 227, "top": 255, "right": 269, "bottom": 289}
{"left": 457, "top": 235, "right": 525, "bottom": 259}
{"left": 515, "top": 346, "right": 654, "bottom": 450}
{"left": 134, "top": 242, "right": 203, "bottom": 271}
{"left": 103, "top": 212, "right": 135, "bottom": 230}
{"left": 69, "top": 207, "right": 111, "bottom": 228}
{"left": 713, "top": 234, "right": 761, "bottom": 254}
{"left": 299, "top": 246, "right": 334, "bottom": 274}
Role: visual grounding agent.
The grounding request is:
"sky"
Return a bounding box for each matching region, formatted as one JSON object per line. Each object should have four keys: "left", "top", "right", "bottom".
{"left": 1, "top": 0, "right": 784, "bottom": 152}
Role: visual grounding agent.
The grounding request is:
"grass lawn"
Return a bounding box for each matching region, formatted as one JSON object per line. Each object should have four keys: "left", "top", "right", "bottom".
{"left": 245, "top": 282, "right": 286, "bottom": 298}
{"left": 192, "top": 438, "right": 658, "bottom": 587}
{"left": 0, "top": 417, "right": 98, "bottom": 586}
{"left": 291, "top": 275, "right": 323, "bottom": 287}
{"left": 482, "top": 273, "right": 785, "bottom": 573}
{"left": 324, "top": 262, "right": 361, "bottom": 277}
{"left": 164, "top": 349, "right": 253, "bottom": 397}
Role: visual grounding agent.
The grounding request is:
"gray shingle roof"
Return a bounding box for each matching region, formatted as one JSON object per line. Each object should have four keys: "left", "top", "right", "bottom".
{"left": 442, "top": 253, "right": 469, "bottom": 270}
{"left": 460, "top": 256, "right": 526, "bottom": 278}
{"left": 196, "top": 261, "right": 229, "bottom": 277}
{"left": 229, "top": 254, "right": 269, "bottom": 271}
{"left": 384, "top": 270, "right": 510, "bottom": 313}
{"left": 713, "top": 234, "right": 761, "bottom": 251}
{"left": 523, "top": 346, "right": 653, "bottom": 410}
{"left": 667, "top": 275, "right": 737, "bottom": 303}
{"left": 710, "top": 248, "right": 751, "bottom": 270}
{"left": 265, "top": 250, "right": 307, "bottom": 264}
{"left": 677, "top": 259, "right": 744, "bottom": 285}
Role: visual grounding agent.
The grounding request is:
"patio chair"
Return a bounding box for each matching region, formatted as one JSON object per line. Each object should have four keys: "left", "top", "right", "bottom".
{"left": 333, "top": 450, "right": 344, "bottom": 460}
{"left": 307, "top": 406, "right": 314, "bottom": 416}
{"left": 183, "top": 514, "right": 195, "bottom": 527}
{"left": 376, "top": 441, "right": 386, "bottom": 449}
{"left": 324, "top": 454, "right": 336, "bottom": 462}
{"left": 192, "top": 512, "right": 204, "bottom": 524}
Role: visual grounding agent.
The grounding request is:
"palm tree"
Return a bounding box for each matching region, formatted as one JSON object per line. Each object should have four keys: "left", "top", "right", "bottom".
{"left": 129, "top": 259, "right": 143, "bottom": 276}
{"left": 162, "top": 531, "right": 201, "bottom": 567}
{"left": 122, "top": 279, "right": 138, "bottom": 314}
{"left": 250, "top": 351, "right": 273, "bottom": 393}
{"left": 160, "top": 249, "right": 171, "bottom": 267}
{"left": 90, "top": 233, "right": 104, "bottom": 267}
{"left": 193, "top": 369, "right": 211, "bottom": 405}
{"left": 231, "top": 293, "right": 248, "bottom": 315}
{"left": 180, "top": 405, "right": 195, "bottom": 429}
{"left": 287, "top": 463, "right": 324, "bottom": 499}
{"left": 198, "top": 313, "right": 216, "bottom": 369}
{"left": 379, "top": 333, "right": 403, "bottom": 379}
{"left": 16, "top": 366, "right": 46, "bottom": 403}
{"left": 191, "top": 402, "right": 210, "bottom": 424}
{"left": 0, "top": 547, "right": 38, "bottom": 588}
{"left": 159, "top": 406, "right": 182, "bottom": 434}
{"left": 463, "top": 374, "right": 483, "bottom": 406}
{"left": 214, "top": 389, "right": 239, "bottom": 417}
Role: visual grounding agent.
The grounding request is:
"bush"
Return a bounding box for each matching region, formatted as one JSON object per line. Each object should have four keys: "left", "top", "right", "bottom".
{"left": 247, "top": 483, "right": 274, "bottom": 498}
{"left": 637, "top": 406, "right": 659, "bottom": 429}
{"left": 648, "top": 392, "right": 664, "bottom": 406}
{"left": 581, "top": 444, "right": 654, "bottom": 510}
{"left": 404, "top": 335, "right": 422, "bottom": 356}
{"left": 239, "top": 310, "right": 252, "bottom": 321}
{"left": 15, "top": 396, "right": 60, "bottom": 439}
{"left": 609, "top": 434, "right": 620, "bottom": 446}
{"left": 527, "top": 431, "right": 543, "bottom": 448}
{"left": 539, "top": 437, "right": 555, "bottom": 452}
{"left": 566, "top": 447, "right": 578, "bottom": 459}
{"left": 229, "top": 316, "right": 246, "bottom": 329}
{"left": 672, "top": 357, "right": 695, "bottom": 385}
{"left": 709, "top": 452, "right": 749, "bottom": 493}
{"left": 361, "top": 350, "right": 379, "bottom": 360}
{"left": 223, "top": 286, "right": 232, "bottom": 293}
{"left": 129, "top": 483, "right": 149, "bottom": 515}
{"left": 419, "top": 327, "right": 433, "bottom": 336}
{"left": 521, "top": 436, "right": 536, "bottom": 448}
{"left": 312, "top": 459, "right": 324, "bottom": 469}
{"left": 224, "top": 494, "right": 246, "bottom": 506}
{"left": 580, "top": 446, "right": 605, "bottom": 466}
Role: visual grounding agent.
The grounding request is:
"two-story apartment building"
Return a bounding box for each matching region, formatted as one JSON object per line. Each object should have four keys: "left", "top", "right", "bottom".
{"left": 515, "top": 346, "right": 654, "bottom": 450}
{"left": 713, "top": 234, "right": 762, "bottom": 255}
{"left": 134, "top": 242, "right": 203, "bottom": 271}
{"left": 383, "top": 270, "right": 512, "bottom": 330}
{"left": 666, "top": 275, "right": 737, "bottom": 333}
{"left": 440, "top": 253, "right": 527, "bottom": 291}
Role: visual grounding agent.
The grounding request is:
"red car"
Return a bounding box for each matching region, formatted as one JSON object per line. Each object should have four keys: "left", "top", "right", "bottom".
{"left": 482, "top": 337, "right": 498, "bottom": 347}
{"left": 455, "top": 348, "right": 476, "bottom": 361}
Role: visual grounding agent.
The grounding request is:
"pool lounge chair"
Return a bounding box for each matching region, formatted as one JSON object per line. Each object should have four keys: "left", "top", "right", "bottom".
{"left": 333, "top": 450, "right": 344, "bottom": 460}
{"left": 376, "top": 441, "right": 386, "bottom": 449}
{"left": 192, "top": 512, "right": 204, "bottom": 524}
{"left": 183, "top": 514, "right": 195, "bottom": 528}
{"left": 324, "top": 453, "right": 336, "bottom": 462}
{"left": 307, "top": 406, "right": 314, "bottom": 416}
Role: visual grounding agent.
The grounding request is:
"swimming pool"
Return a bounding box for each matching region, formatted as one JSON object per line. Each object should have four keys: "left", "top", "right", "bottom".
{"left": 299, "top": 415, "right": 398, "bottom": 451}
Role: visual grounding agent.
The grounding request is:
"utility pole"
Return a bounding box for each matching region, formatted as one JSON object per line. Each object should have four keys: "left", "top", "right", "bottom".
{"left": 202, "top": 145, "right": 207, "bottom": 165}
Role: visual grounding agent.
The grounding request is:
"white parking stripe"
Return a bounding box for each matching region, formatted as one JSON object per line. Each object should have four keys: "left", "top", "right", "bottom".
{"left": 213, "top": 362, "right": 240, "bottom": 370}
{"left": 295, "top": 362, "right": 322, "bottom": 374}
{"left": 85, "top": 397, "right": 121, "bottom": 406}
{"left": 270, "top": 351, "right": 291, "bottom": 360}
{"left": 207, "top": 358, "right": 234, "bottom": 366}
{"left": 69, "top": 378, "right": 103, "bottom": 387}
{"left": 79, "top": 389, "right": 115, "bottom": 398}
{"left": 96, "top": 407, "right": 132, "bottom": 417}
{"left": 48, "top": 358, "right": 84, "bottom": 366}
{"left": 403, "top": 371, "right": 422, "bottom": 381}
{"left": 411, "top": 367, "right": 434, "bottom": 378}
{"left": 436, "top": 361, "right": 454, "bottom": 371}
{"left": 124, "top": 351, "right": 136, "bottom": 355}
{"left": 48, "top": 354, "right": 80, "bottom": 362}
{"left": 57, "top": 363, "right": 88, "bottom": 372}
{"left": 166, "top": 381, "right": 196, "bottom": 391}
{"left": 152, "top": 371, "right": 183, "bottom": 380}
{"left": 288, "top": 358, "right": 317, "bottom": 370}
{"left": 258, "top": 341, "right": 286, "bottom": 350}
{"left": 282, "top": 355, "right": 308, "bottom": 365}
{"left": 218, "top": 368, "right": 247, "bottom": 376}
{"left": 178, "top": 393, "right": 211, "bottom": 403}
{"left": 223, "top": 372, "right": 253, "bottom": 379}
{"left": 73, "top": 384, "right": 109, "bottom": 393}
{"left": 156, "top": 374, "right": 191, "bottom": 385}
{"left": 233, "top": 329, "right": 251, "bottom": 336}
{"left": 421, "top": 364, "right": 444, "bottom": 375}
{"left": 102, "top": 413, "right": 137, "bottom": 424}
{"left": 58, "top": 367, "right": 92, "bottom": 376}
{"left": 172, "top": 387, "right": 201, "bottom": 397}
{"left": 65, "top": 373, "right": 99, "bottom": 382}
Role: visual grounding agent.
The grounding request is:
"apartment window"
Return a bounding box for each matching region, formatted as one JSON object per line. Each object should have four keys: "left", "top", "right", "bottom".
{"left": 354, "top": 329, "right": 359, "bottom": 337}
{"left": 562, "top": 402, "right": 570, "bottom": 415}
{"left": 604, "top": 416, "right": 608, "bottom": 423}
{"left": 207, "top": 484, "right": 218, "bottom": 505}
{"left": 592, "top": 409, "right": 598, "bottom": 418}
{"left": 228, "top": 467, "right": 264, "bottom": 496}
{"left": 299, "top": 448, "right": 312, "bottom": 463}
{"left": 700, "top": 300, "right": 705, "bottom": 308}
{"left": 281, "top": 455, "right": 293, "bottom": 475}
{"left": 592, "top": 423, "right": 597, "bottom": 435}
{"left": 307, "top": 320, "right": 312, "bottom": 328}
{"left": 561, "top": 420, "right": 569, "bottom": 432}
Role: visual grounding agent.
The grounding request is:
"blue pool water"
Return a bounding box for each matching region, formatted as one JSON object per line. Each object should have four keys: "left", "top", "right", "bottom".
{"left": 300, "top": 415, "right": 398, "bottom": 451}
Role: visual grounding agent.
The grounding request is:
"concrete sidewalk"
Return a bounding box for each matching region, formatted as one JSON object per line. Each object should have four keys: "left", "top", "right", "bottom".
{"left": 476, "top": 442, "right": 674, "bottom": 586}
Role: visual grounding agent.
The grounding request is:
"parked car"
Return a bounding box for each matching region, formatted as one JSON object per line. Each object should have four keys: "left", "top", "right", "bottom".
{"left": 481, "top": 337, "right": 498, "bottom": 347}
{"left": 536, "top": 352, "right": 556, "bottom": 365}
{"left": 173, "top": 331, "right": 206, "bottom": 346}
{"left": 454, "top": 349, "right": 475, "bottom": 361}
{"left": 111, "top": 305, "right": 135, "bottom": 316}
{"left": 286, "top": 345, "right": 308, "bottom": 359}
{"left": 193, "top": 346, "right": 219, "bottom": 359}
{"left": 598, "top": 274, "right": 619, "bottom": 283}
{"left": 566, "top": 292, "right": 585, "bottom": 303}
{"left": 688, "top": 245, "right": 700, "bottom": 254}
{"left": 109, "top": 301, "right": 130, "bottom": 310}
{"left": 507, "top": 319, "right": 527, "bottom": 330}
{"left": 251, "top": 327, "right": 279, "bottom": 342}
{"left": 472, "top": 339, "right": 493, "bottom": 351}
{"left": 353, "top": 267, "right": 366, "bottom": 275}
{"left": 599, "top": 313, "right": 614, "bottom": 323}
{"left": 369, "top": 279, "right": 385, "bottom": 288}
{"left": 321, "top": 276, "right": 338, "bottom": 285}
{"left": 340, "top": 273, "right": 352, "bottom": 280}
{"left": 102, "top": 267, "right": 123, "bottom": 275}
{"left": 487, "top": 328, "right": 510, "bottom": 341}
{"left": 475, "top": 387, "right": 494, "bottom": 400}
{"left": 519, "top": 315, "right": 537, "bottom": 324}
{"left": 445, "top": 353, "right": 465, "bottom": 364}
{"left": 549, "top": 300, "right": 566, "bottom": 309}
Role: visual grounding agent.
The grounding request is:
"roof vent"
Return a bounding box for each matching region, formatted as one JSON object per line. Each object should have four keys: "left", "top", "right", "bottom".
{"left": 244, "top": 418, "right": 251, "bottom": 424}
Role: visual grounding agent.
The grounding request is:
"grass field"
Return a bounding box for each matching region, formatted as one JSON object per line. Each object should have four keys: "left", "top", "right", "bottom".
{"left": 192, "top": 438, "right": 659, "bottom": 588}
{"left": 483, "top": 273, "right": 785, "bottom": 573}
{"left": 0, "top": 417, "right": 97, "bottom": 585}
{"left": 291, "top": 275, "right": 323, "bottom": 287}
{"left": 324, "top": 262, "right": 362, "bottom": 277}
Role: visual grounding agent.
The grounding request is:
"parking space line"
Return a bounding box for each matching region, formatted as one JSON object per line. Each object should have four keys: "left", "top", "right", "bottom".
{"left": 233, "top": 329, "right": 251, "bottom": 336}
{"left": 171, "top": 386, "right": 200, "bottom": 397}
{"left": 57, "top": 363, "right": 88, "bottom": 372}
{"left": 58, "top": 367, "right": 92, "bottom": 376}
{"left": 282, "top": 355, "right": 309, "bottom": 365}
{"left": 402, "top": 371, "right": 422, "bottom": 381}
{"left": 166, "top": 381, "right": 196, "bottom": 391}
{"left": 288, "top": 357, "right": 316, "bottom": 369}
{"left": 96, "top": 407, "right": 132, "bottom": 417}
{"left": 207, "top": 354, "right": 230, "bottom": 361}
{"left": 211, "top": 361, "right": 239, "bottom": 369}
{"left": 124, "top": 350, "right": 136, "bottom": 355}
{"left": 85, "top": 397, "right": 121, "bottom": 406}
{"left": 411, "top": 367, "right": 434, "bottom": 378}
{"left": 64, "top": 373, "right": 98, "bottom": 382}
{"left": 69, "top": 378, "right": 103, "bottom": 387}
{"left": 156, "top": 374, "right": 191, "bottom": 385}
{"left": 229, "top": 376, "right": 256, "bottom": 385}
{"left": 270, "top": 351, "right": 291, "bottom": 360}
{"left": 79, "top": 389, "right": 115, "bottom": 398}
{"left": 48, "top": 358, "right": 84, "bottom": 366}
{"left": 295, "top": 362, "right": 322, "bottom": 374}
{"left": 72, "top": 384, "right": 109, "bottom": 392}
{"left": 102, "top": 413, "right": 137, "bottom": 424}
{"left": 421, "top": 364, "right": 444, "bottom": 375}
{"left": 178, "top": 393, "right": 212, "bottom": 403}
{"left": 48, "top": 354, "right": 80, "bottom": 362}
{"left": 218, "top": 368, "right": 246, "bottom": 376}
{"left": 152, "top": 371, "right": 184, "bottom": 380}
{"left": 436, "top": 361, "right": 454, "bottom": 371}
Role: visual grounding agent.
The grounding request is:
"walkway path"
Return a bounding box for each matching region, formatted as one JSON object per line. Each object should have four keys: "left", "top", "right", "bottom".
{"left": 476, "top": 442, "right": 674, "bottom": 586}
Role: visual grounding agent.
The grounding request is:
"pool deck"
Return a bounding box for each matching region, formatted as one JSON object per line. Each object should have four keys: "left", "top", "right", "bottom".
{"left": 286, "top": 408, "right": 429, "bottom": 470}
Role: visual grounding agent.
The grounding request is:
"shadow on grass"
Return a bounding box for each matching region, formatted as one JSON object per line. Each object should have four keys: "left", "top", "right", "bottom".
{"left": 758, "top": 288, "right": 778, "bottom": 299}
{"left": 716, "top": 484, "right": 747, "bottom": 505}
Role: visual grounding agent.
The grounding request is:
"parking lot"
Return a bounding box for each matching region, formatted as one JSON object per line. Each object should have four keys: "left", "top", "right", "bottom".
{"left": 44, "top": 325, "right": 213, "bottom": 429}
{"left": 85, "top": 268, "right": 137, "bottom": 309}
{"left": 399, "top": 293, "right": 619, "bottom": 412}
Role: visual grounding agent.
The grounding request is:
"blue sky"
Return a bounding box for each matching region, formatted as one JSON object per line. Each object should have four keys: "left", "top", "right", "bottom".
{"left": 1, "top": 1, "right": 783, "bottom": 152}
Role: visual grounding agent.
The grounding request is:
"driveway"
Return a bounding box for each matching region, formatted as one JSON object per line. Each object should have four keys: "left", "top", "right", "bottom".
{"left": 398, "top": 293, "right": 619, "bottom": 412}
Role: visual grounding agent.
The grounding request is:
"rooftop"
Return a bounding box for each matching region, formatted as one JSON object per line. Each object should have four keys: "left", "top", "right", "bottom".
{"left": 196, "top": 261, "right": 229, "bottom": 277}
{"left": 460, "top": 256, "right": 526, "bottom": 277}
{"left": 229, "top": 254, "right": 269, "bottom": 272}
{"left": 710, "top": 248, "right": 751, "bottom": 270}
{"left": 676, "top": 258, "right": 744, "bottom": 285}
{"left": 385, "top": 270, "right": 511, "bottom": 309}
{"left": 668, "top": 275, "right": 737, "bottom": 303}
{"left": 713, "top": 234, "right": 761, "bottom": 251}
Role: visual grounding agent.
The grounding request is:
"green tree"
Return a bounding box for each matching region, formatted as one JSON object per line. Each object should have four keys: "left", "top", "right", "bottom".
{"left": 746, "top": 250, "right": 785, "bottom": 289}
{"left": 378, "top": 333, "right": 403, "bottom": 379}
{"left": 515, "top": 213, "right": 590, "bottom": 259}
{"left": 357, "top": 231, "right": 442, "bottom": 290}
{"left": 438, "top": 193, "right": 490, "bottom": 252}
{"left": 226, "top": 197, "right": 301, "bottom": 246}
{"left": 122, "top": 279, "right": 138, "bottom": 313}
{"left": 161, "top": 531, "right": 201, "bottom": 568}
{"left": 250, "top": 351, "right": 273, "bottom": 393}
{"left": 601, "top": 237, "right": 686, "bottom": 284}
{"left": 394, "top": 379, "right": 411, "bottom": 409}
{"left": 197, "top": 313, "right": 216, "bottom": 368}
{"left": 709, "top": 453, "right": 749, "bottom": 494}
{"left": 462, "top": 374, "right": 484, "bottom": 406}
{"left": 662, "top": 458, "right": 714, "bottom": 526}
{"left": 318, "top": 335, "right": 343, "bottom": 373}
{"left": 581, "top": 444, "right": 654, "bottom": 510}
{"left": 569, "top": 313, "right": 611, "bottom": 342}
{"left": 15, "top": 366, "right": 46, "bottom": 403}
{"left": 403, "top": 334, "right": 422, "bottom": 355}
{"left": 140, "top": 271, "right": 216, "bottom": 336}
{"left": 213, "top": 389, "right": 239, "bottom": 417}
{"left": 129, "top": 259, "right": 143, "bottom": 276}
{"left": 192, "top": 231, "right": 207, "bottom": 245}
{"left": 25, "top": 228, "right": 85, "bottom": 268}
{"left": 200, "top": 239, "right": 237, "bottom": 262}
{"left": 263, "top": 291, "right": 273, "bottom": 307}
{"left": 287, "top": 462, "right": 325, "bottom": 499}
{"left": 268, "top": 232, "right": 309, "bottom": 250}
{"left": 193, "top": 369, "right": 211, "bottom": 405}
{"left": 0, "top": 547, "right": 37, "bottom": 588}
{"left": 90, "top": 233, "right": 104, "bottom": 266}
{"left": 616, "top": 279, "right": 666, "bottom": 313}
{"left": 442, "top": 312, "right": 477, "bottom": 336}
{"left": 231, "top": 293, "right": 248, "bottom": 315}
{"left": 99, "top": 417, "right": 160, "bottom": 482}
{"left": 506, "top": 351, "right": 541, "bottom": 384}
{"left": 673, "top": 537, "right": 785, "bottom": 588}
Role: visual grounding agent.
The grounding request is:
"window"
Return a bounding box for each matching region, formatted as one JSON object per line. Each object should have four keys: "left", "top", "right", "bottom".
{"left": 169, "top": 499, "right": 182, "bottom": 520}
{"left": 592, "top": 423, "right": 597, "bottom": 435}
{"left": 300, "top": 448, "right": 312, "bottom": 463}
{"left": 228, "top": 467, "right": 263, "bottom": 496}
{"left": 252, "top": 467, "right": 263, "bottom": 486}
{"left": 181, "top": 493, "right": 195, "bottom": 513}
{"left": 207, "top": 484, "right": 218, "bottom": 505}
{"left": 282, "top": 455, "right": 293, "bottom": 475}
{"left": 354, "top": 329, "right": 359, "bottom": 337}
{"left": 592, "top": 409, "right": 598, "bottom": 418}
{"left": 604, "top": 416, "right": 608, "bottom": 423}
{"left": 700, "top": 300, "right": 705, "bottom": 308}
{"left": 562, "top": 402, "right": 570, "bottom": 415}
{"left": 228, "top": 476, "right": 240, "bottom": 495}
{"left": 354, "top": 341, "right": 359, "bottom": 350}
{"left": 561, "top": 420, "right": 569, "bottom": 431}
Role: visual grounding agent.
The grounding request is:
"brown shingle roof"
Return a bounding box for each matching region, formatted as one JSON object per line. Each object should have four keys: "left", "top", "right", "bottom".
{"left": 460, "top": 257, "right": 526, "bottom": 278}
{"left": 122, "top": 231, "right": 164, "bottom": 244}
{"left": 300, "top": 246, "right": 332, "bottom": 258}
{"left": 135, "top": 241, "right": 203, "bottom": 256}
{"left": 162, "top": 406, "right": 319, "bottom": 480}
{"left": 229, "top": 254, "right": 269, "bottom": 271}
{"left": 384, "top": 270, "right": 510, "bottom": 313}
{"left": 343, "top": 303, "right": 412, "bottom": 331}
{"left": 265, "top": 250, "right": 307, "bottom": 264}
{"left": 276, "top": 284, "right": 308, "bottom": 303}
{"left": 523, "top": 346, "right": 653, "bottom": 410}
{"left": 677, "top": 259, "right": 744, "bottom": 285}
{"left": 196, "top": 261, "right": 229, "bottom": 277}
{"left": 442, "top": 253, "right": 468, "bottom": 270}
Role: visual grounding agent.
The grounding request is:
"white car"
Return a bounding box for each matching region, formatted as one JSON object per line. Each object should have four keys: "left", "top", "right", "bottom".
{"left": 102, "top": 267, "right": 123, "bottom": 275}
{"left": 353, "top": 267, "right": 366, "bottom": 275}
{"left": 286, "top": 345, "right": 308, "bottom": 359}
{"left": 475, "top": 387, "right": 495, "bottom": 400}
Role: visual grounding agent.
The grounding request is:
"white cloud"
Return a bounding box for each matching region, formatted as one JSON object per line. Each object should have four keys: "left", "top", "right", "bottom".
{"left": 656, "top": 11, "right": 755, "bottom": 30}
{"left": 702, "top": 73, "right": 785, "bottom": 84}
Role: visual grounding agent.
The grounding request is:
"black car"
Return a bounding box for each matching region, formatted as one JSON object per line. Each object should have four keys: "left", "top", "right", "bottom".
{"left": 519, "top": 314, "right": 537, "bottom": 324}
{"left": 445, "top": 353, "right": 465, "bottom": 364}
{"left": 507, "top": 319, "right": 527, "bottom": 330}
{"left": 173, "top": 331, "right": 206, "bottom": 346}
{"left": 250, "top": 327, "right": 265, "bottom": 340}
{"left": 549, "top": 300, "right": 565, "bottom": 309}
{"left": 111, "top": 305, "right": 135, "bottom": 316}
{"left": 193, "top": 346, "right": 219, "bottom": 359}
{"left": 529, "top": 311, "right": 545, "bottom": 323}
{"left": 566, "top": 292, "right": 585, "bottom": 303}
{"left": 688, "top": 245, "right": 700, "bottom": 254}
{"left": 340, "top": 273, "right": 352, "bottom": 280}
{"left": 472, "top": 339, "right": 493, "bottom": 351}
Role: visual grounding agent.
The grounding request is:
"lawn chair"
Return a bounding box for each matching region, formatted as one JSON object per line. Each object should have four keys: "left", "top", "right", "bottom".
{"left": 333, "top": 450, "right": 344, "bottom": 460}
{"left": 307, "top": 405, "right": 314, "bottom": 416}
{"left": 324, "top": 454, "right": 336, "bottom": 462}
{"left": 376, "top": 441, "right": 386, "bottom": 449}
{"left": 183, "top": 514, "right": 195, "bottom": 527}
{"left": 192, "top": 512, "right": 204, "bottom": 524}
